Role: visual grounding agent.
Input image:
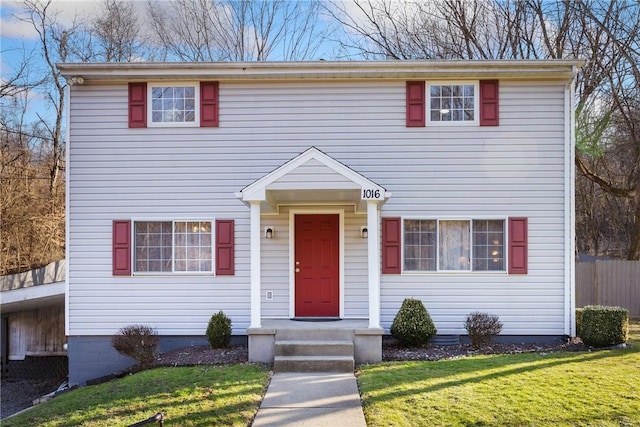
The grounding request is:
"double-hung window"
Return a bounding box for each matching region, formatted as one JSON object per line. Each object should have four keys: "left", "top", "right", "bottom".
{"left": 404, "top": 219, "right": 505, "bottom": 272}
{"left": 134, "top": 220, "right": 213, "bottom": 273}
{"left": 428, "top": 82, "right": 478, "bottom": 125}
{"left": 149, "top": 83, "right": 198, "bottom": 126}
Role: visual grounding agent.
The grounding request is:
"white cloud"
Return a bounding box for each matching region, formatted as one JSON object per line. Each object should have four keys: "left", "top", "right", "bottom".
{"left": 1, "top": 1, "right": 39, "bottom": 39}
{"left": 49, "top": 0, "right": 104, "bottom": 24}
{"left": 0, "top": 0, "right": 105, "bottom": 40}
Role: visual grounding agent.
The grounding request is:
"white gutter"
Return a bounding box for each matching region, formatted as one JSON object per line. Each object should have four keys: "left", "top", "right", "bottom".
{"left": 57, "top": 60, "right": 585, "bottom": 83}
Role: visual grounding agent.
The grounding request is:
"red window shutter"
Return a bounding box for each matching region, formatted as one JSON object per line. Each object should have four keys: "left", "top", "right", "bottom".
{"left": 128, "top": 83, "right": 147, "bottom": 128}
{"left": 216, "top": 220, "right": 234, "bottom": 275}
{"left": 113, "top": 220, "right": 131, "bottom": 276}
{"left": 509, "top": 217, "right": 528, "bottom": 274}
{"left": 480, "top": 80, "right": 499, "bottom": 126}
{"left": 382, "top": 217, "right": 402, "bottom": 274}
{"left": 200, "top": 82, "right": 219, "bottom": 127}
{"left": 406, "top": 81, "right": 425, "bottom": 127}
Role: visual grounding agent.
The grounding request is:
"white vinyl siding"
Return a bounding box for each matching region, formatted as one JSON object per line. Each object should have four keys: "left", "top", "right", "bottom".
{"left": 68, "top": 79, "right": 568, "bottom": 336}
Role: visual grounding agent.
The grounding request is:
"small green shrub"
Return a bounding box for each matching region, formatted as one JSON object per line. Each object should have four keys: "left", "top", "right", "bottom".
{"left": 575, "top": 308, "right": 584, "bottom": 337}
{"left": 464, "top": 312, "right": 503, "bottom": 349}
{"left": 390, "top": 298, "right": 437, "bottom": 347}
{"left": 111, "top": 324, "right": 159, "bottom": 367}
{"left": 206, "top": 311, "right": 232, "bottom": 349}
{"left": 580, "top": 305, "right": 629, "bottom": 347}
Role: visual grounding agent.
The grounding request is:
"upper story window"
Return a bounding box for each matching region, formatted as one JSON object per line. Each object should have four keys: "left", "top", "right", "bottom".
{"left": 149, "top": 84, "right": 198, "bottom": 126}
{"left": 428, "top": 82, "right": 478, "bottom": 125}
{"left": 129, "top": 82, "right": 218, "bottom": 128}
{"left": 134, "top": 220, "right": 213, "bottom": 273}
{"left": 403, "top": 218, "right": 505, "bottom": 272}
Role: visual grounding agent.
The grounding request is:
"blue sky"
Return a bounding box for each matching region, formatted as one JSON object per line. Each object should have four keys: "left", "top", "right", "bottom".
{"left": 1, "top": 0, "right": 105, "bottom": 73}
{"left": 1, "top": 0, "right": 361, "bottom": 124}
{"left": 2, "top": 0, "right": 108, "bottom": 124}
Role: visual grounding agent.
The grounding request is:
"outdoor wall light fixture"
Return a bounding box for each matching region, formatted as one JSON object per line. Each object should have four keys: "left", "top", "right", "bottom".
{"left": 265, "top": 226, "right": 275, "bottom": 239}
{"left": 67, "top": 76, "right": 84, "bottom": 86}
{"left": 361, "top": 226, "right": 368, "bottom": 238}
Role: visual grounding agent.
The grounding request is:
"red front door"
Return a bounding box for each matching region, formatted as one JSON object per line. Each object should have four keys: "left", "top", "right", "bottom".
{"left": 294, "top": 214, "right": 340, "bottom": 317}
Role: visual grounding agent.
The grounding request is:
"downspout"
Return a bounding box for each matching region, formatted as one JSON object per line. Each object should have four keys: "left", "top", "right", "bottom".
{"left": 565, "top": 66, "right": 578, "bottom": 337}
{"left": 64, "top": 82, "right": 71, "bottom": 338}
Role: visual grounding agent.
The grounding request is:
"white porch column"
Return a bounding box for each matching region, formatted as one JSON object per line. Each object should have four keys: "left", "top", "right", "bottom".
{"left": 367, "top": 200, "right": 381, "bottom": 328}
{"left": 250, "top": 201, "right": 262, "bottom": 328}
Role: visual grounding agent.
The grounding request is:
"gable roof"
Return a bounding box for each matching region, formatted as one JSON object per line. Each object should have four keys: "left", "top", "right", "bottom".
{"left": 237, "top": 147, "right": 389, "bottom": 210}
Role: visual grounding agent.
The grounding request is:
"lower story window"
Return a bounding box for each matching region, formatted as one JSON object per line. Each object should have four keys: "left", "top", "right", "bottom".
{"left": 472, "top": 219, "right": 505, "bottom": 271}
{"left": 134, "top": 220, "right": 213, "bottom": 273}
{"left": 404, "top": 219, "right": 505, "bottom": 272}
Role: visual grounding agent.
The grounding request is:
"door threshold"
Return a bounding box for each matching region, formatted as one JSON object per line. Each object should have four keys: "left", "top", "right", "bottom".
{"left": 291, "top": 317, "right": 342, "bottom": 322}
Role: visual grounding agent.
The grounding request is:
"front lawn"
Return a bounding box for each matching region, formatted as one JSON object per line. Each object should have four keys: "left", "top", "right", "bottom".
{"left": 2, "top": 364, "right": 270, "bottom": 427}
{"left": 4, "top": 323, "right": 638, "bottom": 426}
{"left": 358, "top": 321, "right": 640, "bottom": 426}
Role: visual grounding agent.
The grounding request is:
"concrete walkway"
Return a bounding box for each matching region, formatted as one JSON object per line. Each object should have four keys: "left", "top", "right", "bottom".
{"left": 252, "top": 372, "right": 367, "bottom": 427}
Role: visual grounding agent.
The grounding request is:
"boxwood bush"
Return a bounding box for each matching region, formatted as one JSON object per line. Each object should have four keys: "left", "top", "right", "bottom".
{"left": 390, "top": 298, "right": 437, "bottom": 347}
{"left": 206, "top": 311, "right": 232, "bottom": 349}
{"left": 579, "top": 305, "right": 629, "bottom": 347}
{"left": 575, "top": 308, "right": 584, "bottom": 337}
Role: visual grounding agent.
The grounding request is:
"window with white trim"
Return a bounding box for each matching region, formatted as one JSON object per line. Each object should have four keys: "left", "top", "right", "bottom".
{"left": 428, "top": 82, "right": 478, "bottom": 124}
{"left": 149, "top": 84, "right": 198, "bottom": 126}
{"left": 403, "top": 219, "right": 505, "bottom": 272}
{"left": 134, "top": 220, "right": 213, "bottom": 273}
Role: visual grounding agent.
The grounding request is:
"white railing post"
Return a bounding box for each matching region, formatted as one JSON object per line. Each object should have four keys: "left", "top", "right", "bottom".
{"left": 367, "top": 200, "right": 381, "bottom": 328}
{"left": 250, "top": 201, "right": 262, "bottom": 328}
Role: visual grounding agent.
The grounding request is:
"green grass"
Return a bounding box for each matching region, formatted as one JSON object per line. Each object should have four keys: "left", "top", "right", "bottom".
{"left": 3, "top": 364, "right": 270, "bottom": 427}
{"left": 358, "top": 322, "right": 640, "bottom": 427}
{"left": 4, "top": 324, "right": 638, "bottom": 426}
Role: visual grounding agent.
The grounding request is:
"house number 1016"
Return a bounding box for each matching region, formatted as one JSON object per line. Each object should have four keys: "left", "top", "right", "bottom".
{"left": 362, "top": 189, "right": 381, "bottom": 199}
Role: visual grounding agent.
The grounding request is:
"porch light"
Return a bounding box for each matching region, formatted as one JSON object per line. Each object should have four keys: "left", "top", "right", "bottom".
{"left": 67, "top": 76, "right": 84, "bottom": 85}
{"left": 265, "top": 226, "right": 275, "bottom": 239}
{"left": 360, "top": 226, "right": 368, "bottom": 238}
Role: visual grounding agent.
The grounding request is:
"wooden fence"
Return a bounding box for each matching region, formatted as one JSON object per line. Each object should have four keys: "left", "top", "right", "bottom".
{"left": 576, "top": 261, "right": 640, "bottom": 319}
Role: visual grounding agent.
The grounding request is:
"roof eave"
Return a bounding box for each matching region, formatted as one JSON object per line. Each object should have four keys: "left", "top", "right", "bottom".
{"left": 57, "top": 59, "right": 585, "bottom": 83}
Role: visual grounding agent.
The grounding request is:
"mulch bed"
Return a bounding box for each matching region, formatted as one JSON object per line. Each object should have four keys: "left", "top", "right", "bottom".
{"left": 153, "top": 337, "right": 588, "bottom": 367}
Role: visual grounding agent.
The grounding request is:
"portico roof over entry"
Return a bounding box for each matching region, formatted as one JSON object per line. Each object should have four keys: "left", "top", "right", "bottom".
{"left": 237, "top": 147, "right": 391, "bottom": 212}
{"left": 238, "top": 147, "right": 389, "bottom": 329}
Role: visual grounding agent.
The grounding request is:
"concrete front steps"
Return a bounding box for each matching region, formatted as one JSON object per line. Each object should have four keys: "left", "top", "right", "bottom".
{"left": 274, "top": 329, "right": 355, "bottom": 372}
{"left": 247, "top": 319, "right": 384, "bottom": 369}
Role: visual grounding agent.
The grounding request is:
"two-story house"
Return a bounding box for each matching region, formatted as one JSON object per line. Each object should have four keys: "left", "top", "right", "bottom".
{"left": 59, "top": 60, "right": 582, "bottom": 385}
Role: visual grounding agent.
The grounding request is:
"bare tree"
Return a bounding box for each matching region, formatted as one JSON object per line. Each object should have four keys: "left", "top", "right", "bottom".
{"left": 1, "top": 90, "right": 65, "bottom": 275}
{"left": 572, "top": 1, "right": 640, "bottom": 259}
{"left": 0, "top": 0, "right": 76, "bottom": 274}
{"left": 1, "top": 0, "right": 158, "bottom": 274}
{"left": 147, "top": 0, "right": 332, "bottom": 61}
{"left": 91, "top": 0, "right": 143, "bottom": 62}
{"left": 329, "top": 0, "right": 640, "bottom": 259}
{"left": 19, "top": 0, "right": 73, "bottom": 197}
{"left": 0, "top": 51, "right": 46, "bottom": 99}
